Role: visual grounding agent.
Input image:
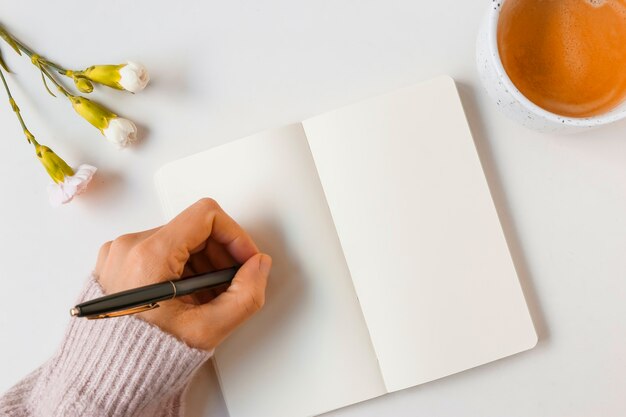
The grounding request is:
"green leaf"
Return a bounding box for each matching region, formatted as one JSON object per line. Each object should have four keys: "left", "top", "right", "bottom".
{"left": 38, "top": 64, "right": 56, "bottom": 97}
{"left": 0, "top": 47, "right": 9, "bottom": 72}
{"left": 0, "top": 27, "right": 21, "bottom": 56}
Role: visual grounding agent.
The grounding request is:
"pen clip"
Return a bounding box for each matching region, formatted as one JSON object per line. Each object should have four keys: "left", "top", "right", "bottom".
{"left": 86, "top": 302, "right": 160, "bottom": 320}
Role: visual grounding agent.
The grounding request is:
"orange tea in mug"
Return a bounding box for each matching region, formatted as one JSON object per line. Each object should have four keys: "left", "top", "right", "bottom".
{"left": 497, "top": 0, "right": 626, "bottom": 117}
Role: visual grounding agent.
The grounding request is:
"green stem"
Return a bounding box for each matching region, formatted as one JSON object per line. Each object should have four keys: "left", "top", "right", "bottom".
{"left": 11, "top": 36, "right": 68, "bottom": 74}
{"left": 0, "top": 67, "right": 39, "bottom": 147}
{"left": 39, "top": 64, "right": 71, "bottom": 98}
{"left": 0, "top": 26, "right": 74, "bottom": 99}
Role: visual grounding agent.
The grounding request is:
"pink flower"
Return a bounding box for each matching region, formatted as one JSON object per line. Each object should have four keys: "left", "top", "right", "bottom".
{"left": 47, "top": 164, "right": 97, "bottom": 206}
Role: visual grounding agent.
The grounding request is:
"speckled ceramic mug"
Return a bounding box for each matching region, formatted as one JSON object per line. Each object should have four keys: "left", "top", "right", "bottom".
{"left": 476, "top": 0, "right": 626, "bottom": 133}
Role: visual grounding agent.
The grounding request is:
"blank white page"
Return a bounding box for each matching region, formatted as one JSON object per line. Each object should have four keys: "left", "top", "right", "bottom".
{"left": 303, "top": 76, "right": 537, "bottom": 393}
{"left": 154, "top": 124, "right": 385, "bottom": 417}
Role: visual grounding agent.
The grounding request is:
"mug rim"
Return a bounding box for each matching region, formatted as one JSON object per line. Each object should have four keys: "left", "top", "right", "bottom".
{"left": 486, "top": 0, "right": 626, "bottom": 127}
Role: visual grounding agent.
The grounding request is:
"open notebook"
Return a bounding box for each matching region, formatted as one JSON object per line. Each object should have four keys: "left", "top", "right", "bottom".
{"left": 155, "top": 76, "right": 537, "bottom": 417}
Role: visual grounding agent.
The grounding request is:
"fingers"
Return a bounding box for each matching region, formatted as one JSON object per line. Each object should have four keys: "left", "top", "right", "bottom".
{"left": 204, "top": 238, "right": 236, "bottom": 269}
{"left": 99, "top": 199, "right": 271, "bottom": 352}
{"left": 189, "top": 253, "right": 272, "bottom": 347}
{"left": 189, "top": 241, "right": 207, "bottom": 255}
{"left": 185, "top": 254, "right": 214, "bottom": 277}
{"left": 150, "top": 198, "right": 259, "bottom": 265}
{"left": 184, "top": 237, "right": 237, "bottom": 275}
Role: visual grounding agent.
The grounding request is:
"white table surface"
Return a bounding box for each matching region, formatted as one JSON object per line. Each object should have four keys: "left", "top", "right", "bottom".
{"left": 1, "top": 1, "right": 625, "bottom": 416}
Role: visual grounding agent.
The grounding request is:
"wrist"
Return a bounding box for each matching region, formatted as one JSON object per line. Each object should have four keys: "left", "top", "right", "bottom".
{"left": 35, "top": 276, "right": 212, "bottom": 416}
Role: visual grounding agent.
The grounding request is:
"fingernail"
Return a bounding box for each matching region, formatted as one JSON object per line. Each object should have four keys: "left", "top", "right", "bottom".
{"left": 258, "top": 254, "right": 272, "bottom": 275}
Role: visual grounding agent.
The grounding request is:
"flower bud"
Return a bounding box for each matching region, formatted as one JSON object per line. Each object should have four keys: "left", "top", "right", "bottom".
{"left": 103, "top": 117, "right": 137, "bottom": 148}
{"left": 70, "top": 96, "right": 116, "bottom": 131}
{"left": 82, "top": 61, "right": 149, "bottom": 93}
{"left": 47, "top": 164, "right": 97, "bottom": 206}
{"left": 33, "top": 142, "right": 97, "bottom": 205}
{"left": 74, "top": 76, "right": 94, "bottom": 93}
{"left": 69, "top": 96, "right": 137, "bottom": 148}
{"left": 35, "top": 144, "right": 75, "bottom": 184}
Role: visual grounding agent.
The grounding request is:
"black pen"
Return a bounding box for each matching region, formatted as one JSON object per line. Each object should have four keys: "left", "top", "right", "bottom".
{"left": 70, "top": 266, "right": 238, "bottom": 319}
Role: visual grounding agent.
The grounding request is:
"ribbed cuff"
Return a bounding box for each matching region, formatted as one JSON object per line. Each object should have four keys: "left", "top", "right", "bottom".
{"left": 30, "top": 277, "right": 212, "bottom": 417}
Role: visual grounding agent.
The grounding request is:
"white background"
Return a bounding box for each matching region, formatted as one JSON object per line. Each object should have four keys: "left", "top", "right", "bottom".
{"left": 0, "top": 1, "right": 624, "bottom": 416}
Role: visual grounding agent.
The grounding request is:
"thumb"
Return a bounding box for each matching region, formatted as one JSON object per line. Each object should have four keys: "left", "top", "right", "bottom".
{"left": 192, "top": 253, "right": 272, "bottom": 344}
{"left": 230, "top": 253, "right": 272, "bottom": 307}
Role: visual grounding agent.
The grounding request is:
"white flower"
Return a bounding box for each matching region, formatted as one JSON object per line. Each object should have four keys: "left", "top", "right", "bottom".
{"left": 47, "top": 164, "right": 97, "bottom": 206}
{"left": 81, "top": 62, "right": 150, "bottom": 93}
{"left": 103, "top": 117, "right": 137, "bottom": 148}
{"left": 69, "top": 96, "right": 138, "bottom": 148}
{"left": 118, "top": 62, "right": 150, "bottom": 93}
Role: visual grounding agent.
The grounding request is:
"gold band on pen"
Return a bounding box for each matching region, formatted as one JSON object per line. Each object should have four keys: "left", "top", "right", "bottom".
{"left": 169, "top": 280, "right": 177, "bottom": 299}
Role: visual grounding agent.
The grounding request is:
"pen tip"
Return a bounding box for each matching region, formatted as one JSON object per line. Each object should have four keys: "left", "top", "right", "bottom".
{"left": 70, "top": 307, "right": 80, "bottom": 317}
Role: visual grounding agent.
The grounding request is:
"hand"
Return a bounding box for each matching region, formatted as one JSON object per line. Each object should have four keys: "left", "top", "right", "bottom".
{"left": 95, "top": 198, "right": 272, "bottom": 351}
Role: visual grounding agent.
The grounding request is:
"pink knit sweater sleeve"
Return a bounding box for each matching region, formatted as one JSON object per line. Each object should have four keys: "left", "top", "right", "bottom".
{"left": 0, "top": 277, "right": 213, "bottom": 417}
